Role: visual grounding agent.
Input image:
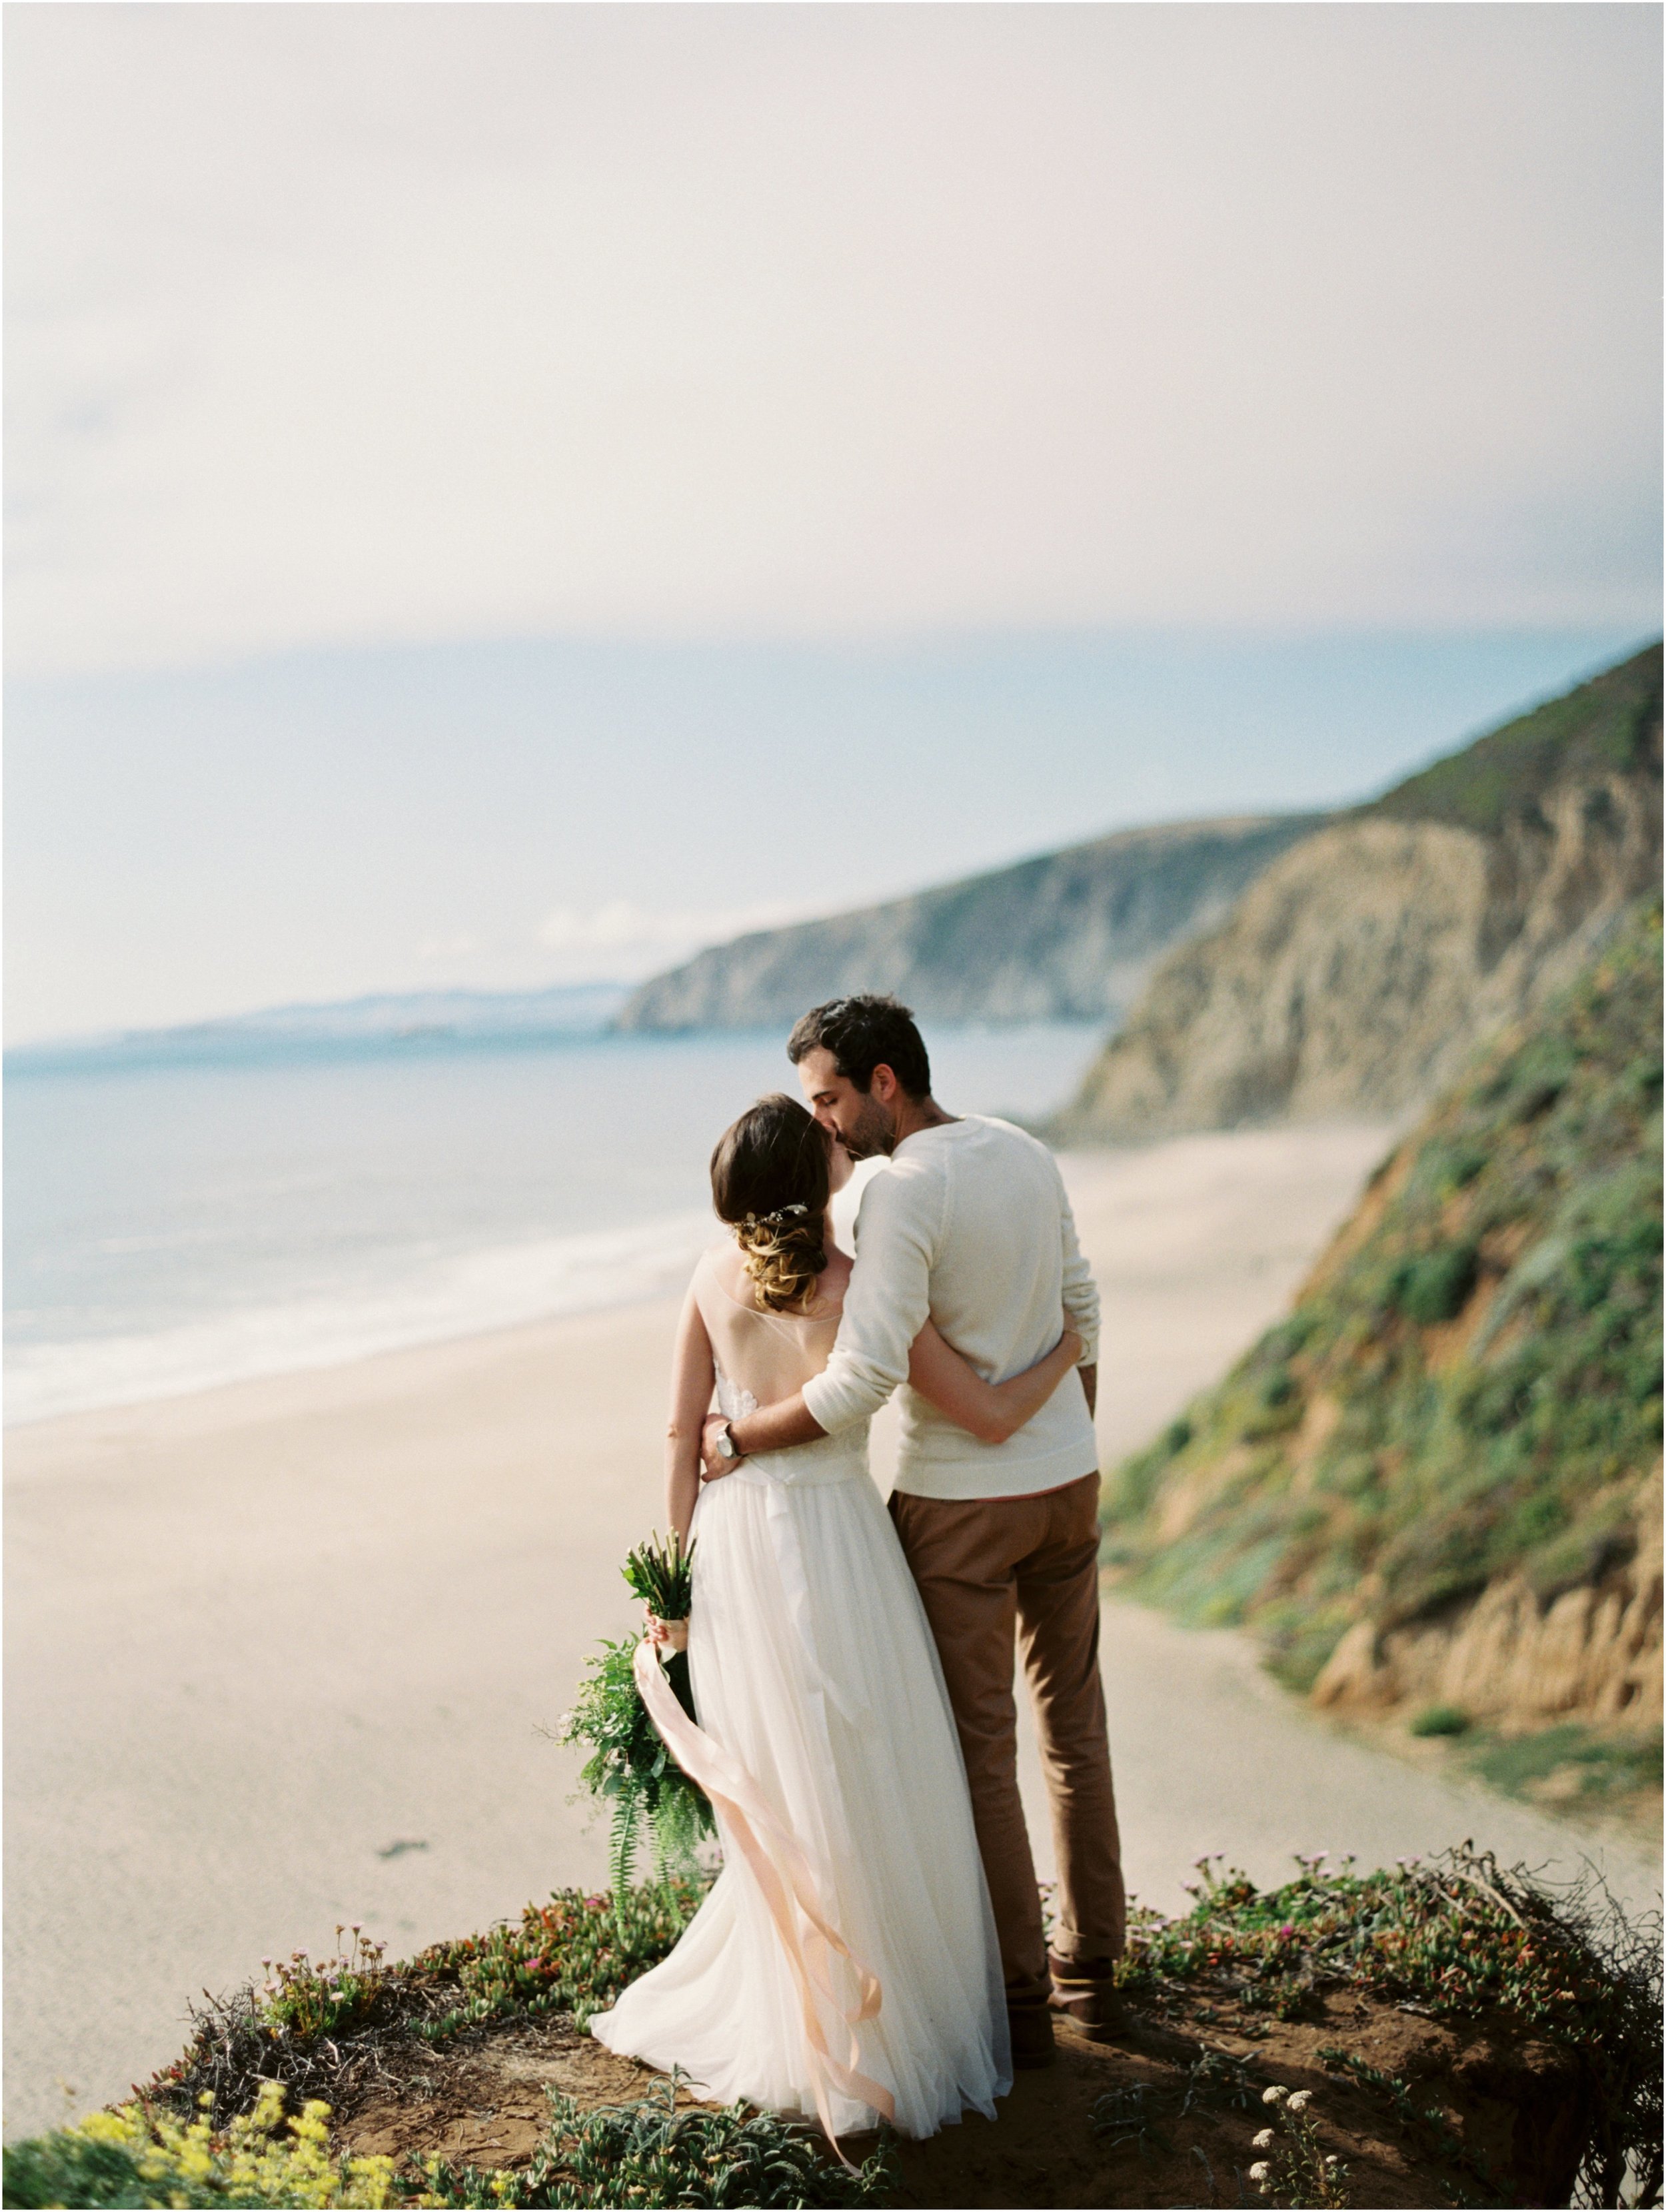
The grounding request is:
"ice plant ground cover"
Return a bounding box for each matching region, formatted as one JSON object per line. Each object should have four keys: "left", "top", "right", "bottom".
{"left": 3, "top": 1847, "right": 1657, "bottom": 2208}
{"left": 1114, "top": 1847, "right": 1661, "bottom": 2205}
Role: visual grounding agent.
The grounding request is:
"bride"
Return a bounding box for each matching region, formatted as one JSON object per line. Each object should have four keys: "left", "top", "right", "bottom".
{"left": 588, "top": 1093, "right": 1084, "bottom": 2144}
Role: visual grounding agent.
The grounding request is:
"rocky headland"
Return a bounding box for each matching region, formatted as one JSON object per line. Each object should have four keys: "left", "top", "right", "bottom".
{"left": 615, "top": 814, "right": 1323, "bottom": 1031}
{"left": 1053, "top": 646, "right": 1662, "bottom": 1143}
{"left": 618, "top": 647, "right": 1660, "bottom": 1095}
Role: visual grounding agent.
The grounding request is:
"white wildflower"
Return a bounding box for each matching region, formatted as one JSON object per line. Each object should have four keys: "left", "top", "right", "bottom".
{"left": 1252, "top": 2127, "right": 1275, "bottom": 2148}
{"left": 1287, "top": 2089, "right": 1312, "bottom": 2112}
{"left": 1248, "top": 2161, "right": 1271, "bottom": 2183}
{"left": 1262, "top": 2084, "right": 1287, "bottom": 2105}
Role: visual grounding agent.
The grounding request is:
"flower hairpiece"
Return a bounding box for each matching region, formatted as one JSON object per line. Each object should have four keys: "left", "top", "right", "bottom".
{"left": 740, "top": 1203, "right": 810, "bottom": 1230}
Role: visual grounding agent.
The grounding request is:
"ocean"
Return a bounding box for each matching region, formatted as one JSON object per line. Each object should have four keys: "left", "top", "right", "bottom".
{"left": 4, "top": 1011, "right": 1105, "bottom": 1426}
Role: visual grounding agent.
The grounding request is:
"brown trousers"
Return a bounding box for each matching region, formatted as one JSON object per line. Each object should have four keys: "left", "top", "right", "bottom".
{"left": 890, "top": 1470, "right": 1126, "bottom": 2015}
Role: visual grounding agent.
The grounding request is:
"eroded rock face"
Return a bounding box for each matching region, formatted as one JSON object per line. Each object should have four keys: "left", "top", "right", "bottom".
{"left": 1057, "top": 649, "right": 1662, "bottom": 1141}
{"left": 1311, "top": 1492, "right": 1664, "bottom": 1734}
{"left": 1062, "top": 819, "right": 1494, "bottom": 1134}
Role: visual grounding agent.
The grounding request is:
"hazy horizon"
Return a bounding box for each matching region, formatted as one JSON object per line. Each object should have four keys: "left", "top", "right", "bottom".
{"left": 7, "top": 624, "right": 1651, "bottom": 1047}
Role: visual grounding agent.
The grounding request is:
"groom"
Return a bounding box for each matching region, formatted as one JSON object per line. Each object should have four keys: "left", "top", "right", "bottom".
{"left": 699, "top": 993, "right": 1126, "bottom": 2068}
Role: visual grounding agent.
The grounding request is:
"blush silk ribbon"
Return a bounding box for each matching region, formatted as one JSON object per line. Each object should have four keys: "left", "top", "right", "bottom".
{"left": 632, "top": 1637, "right": 896, "bottom": 2165}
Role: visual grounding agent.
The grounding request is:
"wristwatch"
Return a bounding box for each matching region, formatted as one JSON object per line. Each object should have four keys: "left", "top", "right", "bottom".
{"left": 712, "top": 1422, "right": 739, "bottom": 1462}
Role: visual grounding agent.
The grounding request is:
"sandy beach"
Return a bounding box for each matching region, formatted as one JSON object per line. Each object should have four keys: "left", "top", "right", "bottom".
{"left": 7, "top": 1121, "right": 1657, "bottom": 2141}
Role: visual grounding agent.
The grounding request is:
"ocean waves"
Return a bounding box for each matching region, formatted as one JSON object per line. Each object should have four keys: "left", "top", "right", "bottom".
{"left": 5, "top": 1210, "right": 715, "bottom": 1426}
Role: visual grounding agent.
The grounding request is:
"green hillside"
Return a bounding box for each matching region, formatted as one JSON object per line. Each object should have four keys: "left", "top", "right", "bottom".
{"left": 1365, "top": 640, "right": 1660, "bottom": 836}
{"left": 1102, "top": 896, "right": 1662, "bottom": 1743}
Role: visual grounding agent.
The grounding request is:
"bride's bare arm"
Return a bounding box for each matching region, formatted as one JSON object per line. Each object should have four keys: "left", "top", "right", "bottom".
{"left": 665, "top": 1285, "right": 715, "bottom": 1545}
{"left": 908, "top": 1317, "right": 1084, "bottom": 1444}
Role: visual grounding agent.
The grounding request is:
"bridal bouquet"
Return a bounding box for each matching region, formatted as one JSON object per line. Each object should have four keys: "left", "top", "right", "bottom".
{"left": 560, "top": 1532, "right": 714, "bottom": 1918}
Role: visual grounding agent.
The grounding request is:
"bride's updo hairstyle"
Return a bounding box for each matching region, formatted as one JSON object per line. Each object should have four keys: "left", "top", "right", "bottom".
{"left": 710, "top": 1093, "right": 831, "bottom": 1314}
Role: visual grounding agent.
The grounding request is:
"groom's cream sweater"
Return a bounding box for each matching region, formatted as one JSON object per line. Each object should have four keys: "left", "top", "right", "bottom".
{"left": 802, "top": 1115, "right": 1101, "bottom": 1501}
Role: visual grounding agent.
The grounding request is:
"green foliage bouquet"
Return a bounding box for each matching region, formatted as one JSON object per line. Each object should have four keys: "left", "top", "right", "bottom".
{"left": 560, "top": 1533, "right": 714, "bottom": 1920}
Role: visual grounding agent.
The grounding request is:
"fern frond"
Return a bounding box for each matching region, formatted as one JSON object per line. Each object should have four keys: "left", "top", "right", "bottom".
{"left": 609, "top": 1788, "right": 642, "bottom": 1924}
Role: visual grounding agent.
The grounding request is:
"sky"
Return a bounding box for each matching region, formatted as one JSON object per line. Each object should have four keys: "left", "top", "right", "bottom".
{"left": 5, "top": 4, "right": 1661, "bottom": 1043}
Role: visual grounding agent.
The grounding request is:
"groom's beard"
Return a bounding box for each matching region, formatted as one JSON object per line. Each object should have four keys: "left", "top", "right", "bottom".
{"left": 838, "top": 1092, "right": 898, "bottom": 1161}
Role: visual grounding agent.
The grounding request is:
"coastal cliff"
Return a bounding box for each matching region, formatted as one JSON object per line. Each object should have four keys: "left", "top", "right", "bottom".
{"left": 614, "top": 814, "right": 1323, "bottom": 1031}
{"left": 1102, "top": 898, "right": 1662, "bottom": 1817}
{"left": 1053, "top": 645, "right": 1662, "bottom": 1141}
{"left": 12, "top": 1855, "right": 1659, "bottom": 2209}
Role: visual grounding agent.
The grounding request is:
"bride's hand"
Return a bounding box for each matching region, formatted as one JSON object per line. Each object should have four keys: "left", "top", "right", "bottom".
{"left": 646, "top": 1612, "right": 690, "bottom": 1653}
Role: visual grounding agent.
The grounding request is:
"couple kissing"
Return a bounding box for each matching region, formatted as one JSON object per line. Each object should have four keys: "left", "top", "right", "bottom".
{"left": 589, "top": 993, "right": 1127, "bottom": 2149}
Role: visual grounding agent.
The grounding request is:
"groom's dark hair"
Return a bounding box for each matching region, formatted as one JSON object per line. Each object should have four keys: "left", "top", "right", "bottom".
{"left": 787, "top": 995, "right": 932, "bottom": 1100}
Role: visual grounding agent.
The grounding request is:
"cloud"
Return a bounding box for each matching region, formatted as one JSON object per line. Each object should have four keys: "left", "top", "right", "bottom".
{"left": 5, "top": 6, "right": 1659, "bottom": 678}
{"left": 536, "top": 898, "right": 808, "bottom": 979}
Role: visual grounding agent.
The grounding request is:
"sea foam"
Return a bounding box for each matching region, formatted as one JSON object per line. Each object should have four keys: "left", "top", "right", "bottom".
{"left": 5, "top": 1210, "right": 714, "bottom": 1427}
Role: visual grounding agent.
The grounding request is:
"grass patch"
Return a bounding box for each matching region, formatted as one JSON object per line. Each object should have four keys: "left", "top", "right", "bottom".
{"left": 1469, "top": 1724, "right": 1663, "bottom": 1803}
{"left": 415, "top": 2078, "right": 896, "bottom": 2208}
{"left": 1365, "top": 644, "right": 1661, "bottom": 839}
{"left": 1089, "top": 2045, "right": 1259, "bottom": 2163}
{"left": 1410, "top": 1705, "right": 1472, "bottom": 1738}
{"left": 1391, "top": 1245, "right": 1479, "bottom": 1327}
{"left": 1314, "top": 2048, "right": 1489, "bottom": 2199}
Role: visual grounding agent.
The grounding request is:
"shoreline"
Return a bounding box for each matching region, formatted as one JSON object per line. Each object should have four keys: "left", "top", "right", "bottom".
{"left": 5, "top": 1125, "right": 1395, "bottom": 1452}
{"left": 3, "top": 1294, "right": 685, "bottom": 1465}
{"left": 2, "top": 1212, "right": 718, "bottom": 1434}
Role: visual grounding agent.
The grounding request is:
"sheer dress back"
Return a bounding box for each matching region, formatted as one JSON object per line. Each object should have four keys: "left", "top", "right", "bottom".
{"left": 692, "top": 1245, "right": 841, "bottom": 1402}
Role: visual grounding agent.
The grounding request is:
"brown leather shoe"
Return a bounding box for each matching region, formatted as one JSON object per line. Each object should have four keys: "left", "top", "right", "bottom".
{"left": 1047, "top": 1951, "right": 1133, "bottom": 2037}
{"left": 1006, "top": 2005, "right": 1056, "bottom": 2069}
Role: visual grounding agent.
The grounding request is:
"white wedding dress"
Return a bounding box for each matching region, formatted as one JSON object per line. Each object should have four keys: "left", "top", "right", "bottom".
{"left": 589, "top": 1246, "right": 1011, "bottom": 2140}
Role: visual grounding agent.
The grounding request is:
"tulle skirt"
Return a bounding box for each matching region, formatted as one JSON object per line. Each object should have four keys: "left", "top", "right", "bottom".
{"left": 588, "top": 1434, "right": 1011, "bottom": 2139}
